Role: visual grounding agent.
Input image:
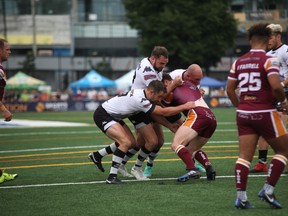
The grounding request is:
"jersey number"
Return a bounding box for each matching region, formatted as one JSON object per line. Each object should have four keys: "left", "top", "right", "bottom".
{"left": 238, "top": 72, "right": 261, "bottom": 92}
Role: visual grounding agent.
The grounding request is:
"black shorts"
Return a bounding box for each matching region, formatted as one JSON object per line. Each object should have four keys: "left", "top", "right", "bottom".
{"left": 128, "top": 112, "right": 153, "bottom": 129}
{"left": 93, "top": 106, "right": 125, "bottom": 133}
{"left": 165, "top": 113, "right": 182, "bottom": 123}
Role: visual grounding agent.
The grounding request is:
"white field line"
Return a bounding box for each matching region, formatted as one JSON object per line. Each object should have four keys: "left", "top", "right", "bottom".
{"left": 0, "top": 128, "right": 236, "bottom": 137}
{"left": 1, "top": 174, "right": 286, "bottom": 189}
{"left": 0, "top": 140, "right": 238, "bottom": 154}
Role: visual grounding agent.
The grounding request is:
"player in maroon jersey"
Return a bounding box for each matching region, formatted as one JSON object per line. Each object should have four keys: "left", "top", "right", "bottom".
{"left": 168, "top": 77, "right": 217, "bottom": 182}
{"left": 0, "top": 38, "right": 18, "bottom": 184}
{"left": 226, "top": 23, "right": 288, "bottom": 209}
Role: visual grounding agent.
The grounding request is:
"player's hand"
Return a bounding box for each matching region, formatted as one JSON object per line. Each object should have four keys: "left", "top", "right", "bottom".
{"left": 168, "top": 123, "right": 180, "bottom": 133}
{"left": 199, "top": 88, "right": 205, "bottom": 97}
{"left": 3, "top": 110, "right": 13, "bottom": 121}
{"left": 172, "top": 76, "right": 183, "bottom": 88}
{"left": 183, "top": 101, "right": 195, "bottom": 110}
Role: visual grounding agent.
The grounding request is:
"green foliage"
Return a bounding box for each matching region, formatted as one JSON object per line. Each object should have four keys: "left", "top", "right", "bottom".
{"left": 18, "top": 51, "right": 36, "bottom": 75}
{"left": 123, "top": 0, "right": 237, "bottom": 70}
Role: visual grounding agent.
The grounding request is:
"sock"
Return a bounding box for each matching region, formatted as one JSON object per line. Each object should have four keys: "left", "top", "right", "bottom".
{"left": 96, "top": 142, "right": 119, "bottom": 159}
{"left": 193, "top": 150, "right": 211, "bottom": 169}
{"left": 147, "top": 150, "right": 159, "bottom": 167}
{"left": 235, "top": 158, "right": 250, "bottom": 191}
{"left": 122, "top": 147, "right": 140, "bottom": 165}
{"left": 134, "top": 146, "right": 151, "bottom": 168}
{"left": 266, "top": 154, "right": 287, "bottom": 186}
{"left": 175, "top": 145, "right": 195, "bottom": 170}
{"left": 263, "top": 183, "right": 274, "bottom": 195}
{"left": 258, "top": 150, "right": 268, "bottom": 164}
{"left": 108, "top": 148, "right": 126, "bottom": 178}
{"left": 236, "top": 190, "right": 248, "bottom": 201}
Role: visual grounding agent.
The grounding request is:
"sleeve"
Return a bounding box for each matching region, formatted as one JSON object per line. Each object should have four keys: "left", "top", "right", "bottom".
{"left": 228, "top": 60, "right": 238, "bottom": 80}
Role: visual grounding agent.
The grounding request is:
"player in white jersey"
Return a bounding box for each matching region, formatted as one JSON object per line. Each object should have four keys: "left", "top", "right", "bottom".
{"left": 128, "top": 46, "right": 182, "bottom": 179}
{"left": 89, "top": 80, "right": 195, "bottom": 184}
{"left": 250, "top": 24, "right": 288, "bottom": 174}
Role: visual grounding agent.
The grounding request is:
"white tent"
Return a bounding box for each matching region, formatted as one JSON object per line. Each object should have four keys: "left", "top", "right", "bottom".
{"left": 115, "top": 69, "right": 135, "bottom": 91}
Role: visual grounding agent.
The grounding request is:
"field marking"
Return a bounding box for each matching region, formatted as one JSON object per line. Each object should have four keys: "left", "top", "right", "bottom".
{"left": 1, "top": 174, "right": 286, "bottom": 189}
{"left": 0, "top": 128, "right": 236, "bottom": 137}
{"left": 0, "top": 141, "right": 239, "bottom": 154}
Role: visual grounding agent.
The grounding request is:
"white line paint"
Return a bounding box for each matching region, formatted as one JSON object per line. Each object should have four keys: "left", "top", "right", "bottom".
{"left": 1, "top": 174, "right": 284, "bottom": 189}
{"left": 0, "top": 140, "right": 239, "bottom": 154}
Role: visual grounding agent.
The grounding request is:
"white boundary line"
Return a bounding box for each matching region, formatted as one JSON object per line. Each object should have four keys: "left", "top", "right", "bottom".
{"left": 2, "top": 174, "right": 285, "bottom": 189}
{"left": 0, "top": 141, "right": 239, "bottom": 154}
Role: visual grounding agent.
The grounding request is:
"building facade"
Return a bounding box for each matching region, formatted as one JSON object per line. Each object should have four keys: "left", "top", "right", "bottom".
{"left": 1, "top": 0, "right": 288, "bottom": 89}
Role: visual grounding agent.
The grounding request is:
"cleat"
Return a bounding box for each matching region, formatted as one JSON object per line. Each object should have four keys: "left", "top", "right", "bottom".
{"left": 106, "top": 177, "right": 126, "bottom": 184}
{"left": 0, "top": 171, "right": 18, "bottom": 184}
{"left": 118, "top": 164, "right": 133, "bottom": 178}
{"left": 249, "top": 162, "right": 267, "bottom": 173}
{"left": 206, "top": 166, "right": 216, "bottom": 181}
{"left": 88, "top": 152, "right": 105, "bottom": 172}
{"left": 195, "top": 161, "right": 206, "bottom": 172}
{"left": 234, "top": 198, "right": 254, "bottom": 209}
{"left": 143, "top": 165, "right": 153, "bottom": 177}
{"left": 131, "top": 166, "right": 150, "bottom": 180}
{"left": 177, "top": 170, "right": 201, "bottom": 182}
{"left": 258, "top": 189, "right": 282, "bottom": 209}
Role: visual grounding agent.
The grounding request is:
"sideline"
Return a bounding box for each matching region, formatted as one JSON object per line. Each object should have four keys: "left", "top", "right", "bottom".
{"left": 1, "top": 174, "right": 284, "bottom": 189}
{"left": 0, "top": 119, "right": 90, "bottom": 128}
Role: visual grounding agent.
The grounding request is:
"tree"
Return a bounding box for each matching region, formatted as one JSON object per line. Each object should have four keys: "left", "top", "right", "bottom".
{"left": 18, "top": 51, "right": 36, "bottom": 75}
{"left": 123, "top": 0, "right": 237, "bottom": 73}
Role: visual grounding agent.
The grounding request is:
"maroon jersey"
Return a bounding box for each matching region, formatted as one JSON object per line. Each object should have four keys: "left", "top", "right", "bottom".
{"left": 0, "top": 64, "right": 7, "bottom": 101}
{"left": 172, "top": 81, "right": 202, "bottom": 104}
{"left": 228, "top": 49, "right": 280, "bottom": 112}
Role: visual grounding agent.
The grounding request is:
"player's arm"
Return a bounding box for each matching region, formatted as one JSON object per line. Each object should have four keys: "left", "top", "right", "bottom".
{"left": 166, "top": 75, "right": 182, "bottom": 95}
{"left": 226, "top": 78, "right": 239, "bottom": 107}
{"left": 150, "top": 114, "right": 179, "bottom": 133}
{"left": 152, "top": 101, "right": 194, "bottom": 116}
{"left": 268, "top": 73, "right": 286, "bottom": 103}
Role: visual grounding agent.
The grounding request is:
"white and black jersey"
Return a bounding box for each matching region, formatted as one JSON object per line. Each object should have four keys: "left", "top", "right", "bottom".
{"left": 169, "top": 69, "right": 185, "bottom": 81}
{"left": 101, "top": 89, "right": 155, "bottom": 121}
{"left": 131, "top": 57, "right": 163, "bottom": 89}
{"left": 267, "top": 44, "right": 288, "bottom": 80}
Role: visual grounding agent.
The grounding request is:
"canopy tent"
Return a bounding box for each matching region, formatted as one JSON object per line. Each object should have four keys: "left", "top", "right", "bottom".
{"left": 69, "top": 70, "right": 116, "bottom": 91}
{"left": 115, "top": 69, "right": 135, "bottom": 91}
{"left": 200, "top": 76, "right": 226, "bottom": 88}
{"left": 6, "top": 71, "right": 46, "bottom": 90}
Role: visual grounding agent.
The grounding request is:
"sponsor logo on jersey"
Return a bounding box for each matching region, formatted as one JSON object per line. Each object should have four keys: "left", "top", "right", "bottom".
{"left": 143, "top": 66, "right": 153, "bottom": 73}
{"left": 144, "top": 74, "right": 157, "bottom": 81}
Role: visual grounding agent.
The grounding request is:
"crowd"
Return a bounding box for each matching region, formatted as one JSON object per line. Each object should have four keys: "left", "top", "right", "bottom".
{"left": 1, "top": 22, "right": 288, "bottom": 210}
{"left": 3, "top": 87, "right": 112, "bottom": 103}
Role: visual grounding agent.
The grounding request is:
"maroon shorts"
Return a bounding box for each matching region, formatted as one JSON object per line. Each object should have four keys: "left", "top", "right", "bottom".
{"left": 183, "top": 107, "right": 217, "bottom": 138}
{"left": 236, "top": 111, "right": 287, "bottom": 140}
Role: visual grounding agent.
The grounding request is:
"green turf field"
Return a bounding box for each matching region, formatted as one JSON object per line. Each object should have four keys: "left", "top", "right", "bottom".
{"left": 0, "top": 108, "right": 287, "bottom": 216}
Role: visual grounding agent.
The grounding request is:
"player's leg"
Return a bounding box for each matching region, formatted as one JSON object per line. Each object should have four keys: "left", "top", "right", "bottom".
{"left": 234, "top": 134, "right": 258, "bottom": 209}
{"left": 249, "top": 136, "right": 269, "bottom": 173}
{"left": 105, "top": 123, "right": 136, "bottom": 184}
{"left": 187, "top": 137, "right": 216, "bottom": 180}
{"left": 143, "top": 122, "right": 164, "bottom": 177}
{"left": 171, "top": 126, "right": 200, "bottom": 182}
{"left": 88, "top": 142, "right": 119, "bottom": 172}
{"left": 131, "top": 123, "right": 158, "bottom": 180}
{"left": 258, "top": 134, "right": 288, "bottom": 209}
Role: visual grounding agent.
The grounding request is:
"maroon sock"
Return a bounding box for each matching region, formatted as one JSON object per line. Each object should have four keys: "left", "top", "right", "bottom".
{"left": 266, "top": 154, "right": 287, "bottom": 186}
{"left": 193, "top": 150, "right": 211, "bottom": 169}
{"left": 235, "top": 158, "right": 250, "bottom": 191}
{"left": 176, "top": 146, "right": 196, "bottom": 170}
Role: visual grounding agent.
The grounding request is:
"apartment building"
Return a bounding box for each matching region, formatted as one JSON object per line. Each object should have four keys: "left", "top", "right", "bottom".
{"left": 1, "top": 0, "right": 287, "bottom": 89}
